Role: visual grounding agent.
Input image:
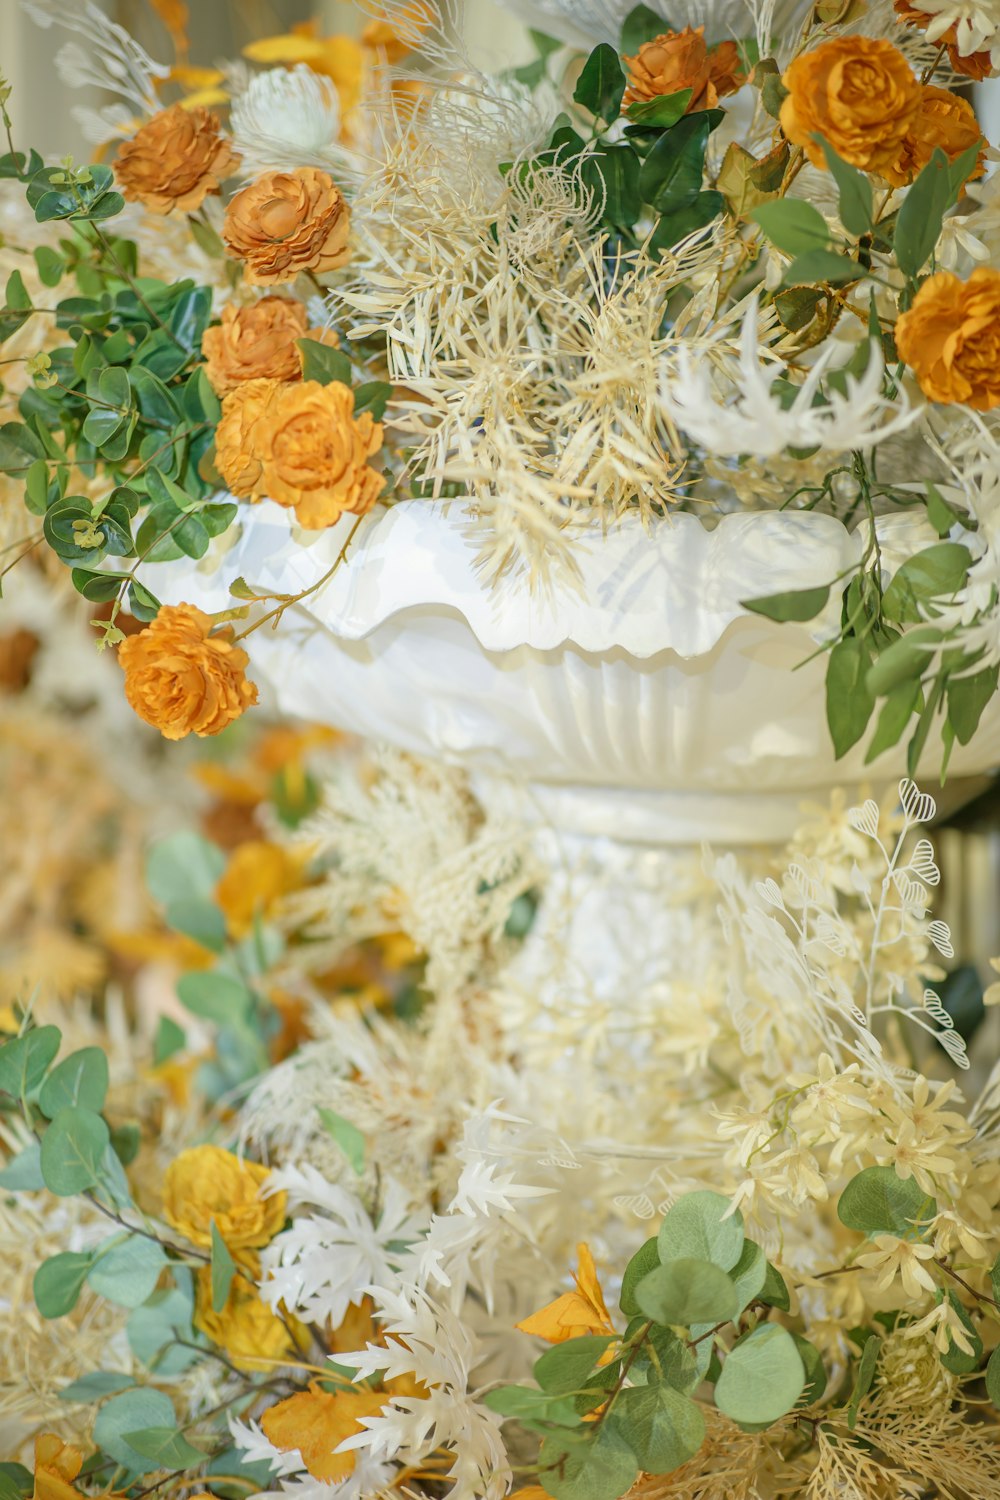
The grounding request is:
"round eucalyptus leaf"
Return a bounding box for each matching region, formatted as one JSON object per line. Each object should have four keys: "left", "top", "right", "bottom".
{"left": 40, "top": 1106, "right": 110, "bottom": 1196}
{"left": 93, "top": 1388, "right": 176, "bottom": 1473}
{"left": 610, "top": 1384, "right": 705, "bottom": 1474}
{"left": 636, "top": 1258, "right": 738, "bottom": 1328}
{"left": 715, "top": 1324, "right": 806, "bottom": 1425}
{"left": 658, "top": 1192, "right": 744, "bottom": 1271}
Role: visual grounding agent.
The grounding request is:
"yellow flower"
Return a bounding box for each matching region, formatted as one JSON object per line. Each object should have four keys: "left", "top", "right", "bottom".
{"left": 194, "top": 1263, "right": 294, "bottom": 1372}
{"left": 118, "top": 604, "right": 258, "bottom": 741}
{"left": 215, "top": 839, "right": 304, "bottom": 938}
{"left": 856, "top": 1233, "right": 937, "bottom": 1300}
{"left": 516, "top": 1243, "right": 616, "bottom": 1345}
{"left": 162, "top": 1144, "right": 286, "bottom": 1249}
{"left": 31, "top": 1436, "right": 85, "bottom": 1500}
{"left": 261, "top": 1383, "right": 389, "bottom": 1482}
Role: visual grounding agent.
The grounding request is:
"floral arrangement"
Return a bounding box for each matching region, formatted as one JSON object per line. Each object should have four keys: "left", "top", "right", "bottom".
{"left": 3, "top": 0, "right": 1000, "bottom": 766}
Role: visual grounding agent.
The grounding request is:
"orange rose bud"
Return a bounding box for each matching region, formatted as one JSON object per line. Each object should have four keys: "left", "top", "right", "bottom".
{"left": 119, "top": 604, "right": 258, "bottom": 739}
{"left": 893, "top": 0, "right": 994, "bottom": 79}
{"left": 223, "top": 167, "right": 351, "bottom": 285}
{"left": 780, "top": 36, "right": 920, "bottom": 177}
{"left": 115, "top": 104, "right": 239, "bottom": 214}
{"left": 623, "top": 26, "right": 744, "bottom": 112}
{"left": 256, "top": 379, "right": 385, "bottom": 530}
{"left": 896, "top": 268, "right": 1000, "bottom": 411}
{"left": 883, "top": 85, "right": 985, "bottom": 188}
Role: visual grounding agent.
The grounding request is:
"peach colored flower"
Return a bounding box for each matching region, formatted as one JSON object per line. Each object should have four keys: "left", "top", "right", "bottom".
{"left": 118, "top": 605, "right": 257, "bottom": 740}
{"left": 214, "top": 376, "right": 282, "bottom": 496}
{"left": 780, "top": 37, "right": 920, "bottom": 176}
{"left": 115, "top": 104, "right": 238, "bottom": 213}
{"left": 202, "top": 297, "right": 337, "bottom": 394}
{"left": 895, "top": 267, "right": 1000, "bottom": 410}
{"left": 883, "top": 85, "right": 985, "bottom": 188}
{"left": 255, "top": 379, "right": 385, "bottom": 529}
{"left": 623, "top": 27, "right": 744, "bottom": 112}
{"left": 223, "top": 167, "right": 350, "bottom": 285}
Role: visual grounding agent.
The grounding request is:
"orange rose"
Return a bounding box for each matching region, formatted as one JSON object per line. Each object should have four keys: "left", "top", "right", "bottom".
{"left": 118, "top": 604, "right": 258, "bottom": 740}
{"left": 896, "top": 268, "right": 1000, "bottom": 410}
{"left": 223, "top": 168, "right": 351, "bottom": 285}
{"left": 894, "top": 0, "right": 994, "bottom": 79}
{"left": 215, "top": 377, "right": 282, "bottom": 496}
{"left": 115, "top": 104, "right": 238, "bottom": 214}
{"left": 780, "top": 37, "right": 920, "bottom": 176}
{"left": 883, "top": 85, "right": 985, "bottom": 188}
{"left": 203, "top": 298, "right": 303, "bottom": 394}
{"left": 623, "top": 27, "right": 745, "bottom": 112}
{"left": 256, "top": 380, "right": 385, "bottom": 529}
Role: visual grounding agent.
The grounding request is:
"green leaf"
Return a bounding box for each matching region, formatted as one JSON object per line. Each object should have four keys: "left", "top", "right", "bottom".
{"left": 866, "top": 677, "right": 920, "bottom": 763}
{"left": 758, "top": 1261, "right": 790, "bottom": 1311}
{"left": 791, "top": 1334, "right": 827, "bottom": 1403}
{"left": 649, "top": 191, "right": 723, "bottom": 251}
{"left": 625, "top": 91, "right": 693, "bottom": 128}
{"left": 34, "top": 1251, "right": 95, "bottom": 1319}
{"left": 123, "top": 1427, "right": 208, "bottom": 1470}
{"left": 0, "top": 1467, "right": 32, "bottom": 1500}
{"left": 128, "top": 579, "right": 160, "bottom": 622}
{"left": 153, "top": 1016, "right": 185, "bottom": 1067}
{"left": 58, "top": 1371, "right": 136, "bottom": 1403}
{"left": 947, "top": 664, "right": 998, "bottom": 746}
{"left": 837, "top": 1165, "right": 936, "bottom": 1237}
{"left": 211, "top": 1219, "right": 237, "bottom": 1314}
{"left": 658, "top": 1191, "right": 744, "bottom": 1271}
{"left": 353, "top": 381, "right": 392, "bottom": 420}
{"left": 0, "top": 1141, "right": 45, "bottom": 1189}
{"left": 318, "top": 1107, "right": 366, "bottom": 1175}
{"left": 639, "top": 112, "right": 713, "bottom": 214}
{"left": 165, "top": 897, "right": 226, "bottom": 953}
{"left": 110, "top": 1122, "right": 141, "bottom": 1168}
{"left": 826, "top": 636, "right": 875, "bottom": 759}
{"left": 783, "top": 248, "right": 861, "bottom": 286}
{"left": 88, "top": 1235, "right": 166, "bottom": 1308}
{"left": 986, "top": 1346, "right": 1000, "bottom": 1408}
{"left": 534, "top": 1335, "right": 617, "bottom": 1395}
{"left": 176, "top": 971, "right": 255, "bottom": 1027}
{"left": 882, "top": 542, "right": 971, "bottom": 623}
{"left": 636, "top": 1258, "right": 739, "bottom": 1326}
{"left": 0, "top": 421, "right": 44, "bottom": 476}
{"left": 938, "top": 1290, "right": 981, "bottom": 1374}
{"left": 610, "top": 1385, "right": 704, "bottom": 1475}
{"left": 127, "top": 1278, "right": 198, "bottom": 1375}
{"left": 540, "top": 1424, "right": 638, "bottom": 1500}
{"left": 70, "top": 568, "right": 122, "bottom": 603}
{"left": 728, "top": 1239, "right": 767, "bottom": 1314}
{"left": 38, "top": 1047, "right": 109, "bottom": 1118}
{"left": 847, "top": 1333, "right": 880, "bottom": 1429}
{"left": 715, "top": 1324, "right": 806, "bottom": 1425}
{"left": 572, "top": 43, "right": 626, "bottom": 123}
{"left": 895, "top": 148, "right": 951, "bottom": 279}
{"left": 583, "top": 145, "right": 642, "bottom": 230}
{"left": 742, "top": 584, "right": 829, "bottom": 623}
{"left": 632, "top": 1324, "right": 699, "bottom": 1393}
{"left": 146, "top": 831, "right": 225, "bottom": 907}
{"left": 481, "top": 1384, "right": 580, "bottom": 1426}
{"left": 991, "top": 1251, "right": 1000, "bottom": 1307}
{"left": 621, "top": 3, "right": 665, "bottom": 53}
{"left": 0, "top": 1025, "right": 60, "bottom": 1100}
{"left": 297, "top": 338, "right": 352, "bottom": 387}
{"left": 925, "top": 482, "right": 967, "bottom": 538}
{"left": 93, "top": 1388, "right": 177, "bottom": 1473}
{"left": 5, "top": 269, "right": 31, "bottom": 311}
{"left": 40, "top": 1105, "right": 110, "bottom": 1196}
{"left": 620, "top": 1236, "right": 660, "bottom": 1316}
{"left": 750, "top": 199, "right": 831, "bottom": 256}
{"left": 865, "top": 625, "right": 941, "bottom": 697}
{"left": 814, "top": 138, "right": 872, "bottom": 236}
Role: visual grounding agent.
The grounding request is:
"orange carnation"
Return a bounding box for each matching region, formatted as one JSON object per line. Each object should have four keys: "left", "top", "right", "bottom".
{"left": 118, "top": 604, "right": 257, "bottom": 740}
{"left": 203, "top": 298, "right": 323, "bottom": 395}
{"left": 894, "top": 0, "right": 994, "bottom": 79}
{"left": 623, "top": 27, "right": 745, "bottom": 112}
{"left": 780, "top": 37, "right": 920, "bottom": 176}
{"left": 223, "top": 168, "right": 351, "bottom": 285}
{"left": 115, "top": 104, "right": 238, "bottom": 214}
{"left": 895, "top": 267, "right": 1000, "bottom": 410}
{"left": 883, "top": 85, "right": 985, "bottom": 187}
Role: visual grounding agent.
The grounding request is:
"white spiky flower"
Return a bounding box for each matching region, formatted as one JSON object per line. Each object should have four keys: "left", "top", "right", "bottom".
{"left": 230, "top": 66, "right": 342, "bottom": 173}
{"left": 658, "top": 299, "right": 921, "bottom": 459}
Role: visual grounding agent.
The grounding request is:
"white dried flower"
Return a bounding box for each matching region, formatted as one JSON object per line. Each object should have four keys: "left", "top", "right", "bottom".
{"left": 231, "top": 66, "right": 343, "bottom": 173}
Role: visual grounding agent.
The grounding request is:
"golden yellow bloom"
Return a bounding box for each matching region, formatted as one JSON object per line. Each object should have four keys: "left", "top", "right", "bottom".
{"left": 215, "top": 839, "right": 304, "bottom": 937}
{"left": 194, "top": 1264, "right": 294, "bottom": 1372}
{"left": 32, "top": 1435, "right": 84, "bottom": 1500}
{"left": 214, "top": 377, "right": 280, "bottom": 497}
{"left": 255, "top": 379, "right": 385, "bottom": 529}
{"left": 780, "top": 37, "right": 920, "bottom": 176}
{"left": 883, "top": 85, "right": 985, "bottom": 188}
{"left": 223, "top": 168, "right": 351, "bottom": 286}
{"left": 203, "top": 298, "right": 312, "bottom": 395}
{"left": 516, "top": 1243, "right": 616, "bottom": 1345}
{"left": 115, "top": 104, "right": 238, "bottom": 214}
{"left": 623, "top": 27, "right": 744, "bottom": 112}
{"left": 118, "top": 604, "right": 258, "bottom": 741}
{"left": 261, "top": 1384, "right": 389, "bottom": 1481}
{"left": 895, "top": 267, "right": 1000, "bottom": 410}
{"left": 162, "top": 1143, "right": 287, "bottom": 1249}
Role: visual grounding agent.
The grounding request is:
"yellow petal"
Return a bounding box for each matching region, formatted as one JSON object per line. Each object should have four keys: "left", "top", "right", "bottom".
{"left": 261, "top": 1385, "right": 387, "bottom": 1482}
{"left": 516, "top": 1243, "right": 615, "bottom": 1345}
{"left": 243, "top": 35, "right": 332, "bottom": 66}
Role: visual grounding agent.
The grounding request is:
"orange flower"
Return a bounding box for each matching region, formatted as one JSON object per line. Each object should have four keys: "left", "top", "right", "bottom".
{"left": 118, "top": 604, "right": 257, "bottom": 741}
{"left": 223, "top": 168, "right": 351, "bottom": 286}
{"left": 32, "top": 1436, "right": 84, "bottom": 1500}
{"left": 194, "top": 1262, "right": 295, "bottom": 1371}
{"left": 202, "top": 298, "right": 338, "bottom": 395}
{"left": 215, "top": 839, "right": 304, "bottom": 937}
{"left": 895, "top": 267, "right": 1000, "bottom": 410}
{"left": 894, "top": 0, "right": 994, "bottom": 79}
{"left": 623, "top": 27, "right": 744, "bottom": 112}
{"left": 162, "top": 1143, "right": 287, "bottom": 1249}
{"left": 115, "top": 104, "right": 238, "bottom": 213}
{"left": 516, "top": 1243, "right": 617, "bottom": 1346}
{"left": 780, "top": 37, "right": 920, "bottom": 176}
{"left": 261, "top": 1383, "right": 389, "bottom": 1481}
{"left": 223, "top": 379, "right": 383, "bottom": 530}
{"left": 883, "top": 85, "right": 985, "bottom": 188}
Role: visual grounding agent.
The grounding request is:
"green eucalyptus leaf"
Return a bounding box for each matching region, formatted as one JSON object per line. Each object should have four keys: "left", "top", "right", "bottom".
{"left": 122, "top": 1427, "right": 208, "bottom": 1470}
{"left": 58, "top": 1371, "right": 136, "bottom": 1403}
{"left": 38, "top": 1047, "right": 109, "bottom": 1118}
{"left": 636, "top": 1258, "right": 738, "bottom": 1327}
{"left": 837, "top": 1166, "right": 936, "bottom": 1237}
{"left": 34, "top": 1251, "right": 95, "bottom": 1319}
{"left": 0, "top": 1141, "right": 46, "bottom": 1190}
{"left": 88, "top": 1235, "right": 166, "bottom": 1308}
{"left": 211, "top": 1220, "right": 236, "bottom": 1314}
{"left": 620, "top": 1237, "right": 660, "bottom": 1316}
{"left": 146, "top": 832, "right": 225, "bottom": 907}
{"left": 632, "top": 1325, "right": 699, "bottom": 1394}
{"left": 0, "top": 1025, "right": 60, "bottom": 1100}
{"left": 986, "top": 1346, "right": 1000, "bottom": 1408}
{"left": 176, "top": 971, "right": 255, "bottom": 1027}
{"left": 715, "top": 1324, "right": 805, "bottom": 1425}
{"left": 791, "top": 1334, "right": 827, "bottom": 1403}
{"left": 742, "top": 584, "right": 829, "bottom": 623}
{"left": 539, "top": 1424, "right": 638, "bottom": 1500}
{"left": 658, "top": 1191, "right": 744, "bottom": 1270}
{"left": 481, "top": 1383, "right": 580, "bottom": 1426}
{"left": 317, "top": 1107, "right": 365, "bottom": 1175}
{"left": 758, "top": 1261, "right": 790, "bottom": 1311}
{"left": 728, "top": 1239, "right": 767, "bottom": 1314}
{"left": 939, "top": 1291, "right": 982, "bottom": 1374}
{"left": 40, "top": 1106, "right": 110, "bottom": 1196}
{"left": 847, "top": 1333, "right": 881, "bottom": 1429}
{"left": 534, "top": 1335, "right": 617, "bottom": 1395}
{"left": 93, "top": 1388, "right": 177, "bottom": 1473}
{"left": 164, "top": 897, "right": 226, "bottom": 952}
{"left": 610, "top": 1384, "right": 705, "bottom": 1474}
